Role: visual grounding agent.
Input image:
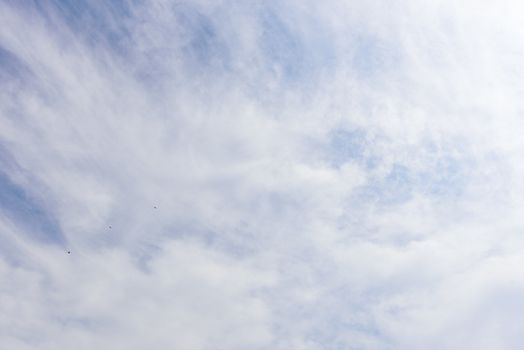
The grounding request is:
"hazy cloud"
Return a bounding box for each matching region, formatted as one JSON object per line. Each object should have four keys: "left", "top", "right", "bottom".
{"left": 2, "top": 1, "right": 524, "bottom": 349}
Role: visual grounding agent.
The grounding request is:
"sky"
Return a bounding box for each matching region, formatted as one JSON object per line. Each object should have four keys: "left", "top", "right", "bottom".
{"left": 2, "top": 0, "right": 524, "bottom": 349}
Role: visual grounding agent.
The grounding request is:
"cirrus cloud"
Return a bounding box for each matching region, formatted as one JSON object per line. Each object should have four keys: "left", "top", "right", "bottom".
{"left": 2, "top": 1, "right": 524, "bottom": 349}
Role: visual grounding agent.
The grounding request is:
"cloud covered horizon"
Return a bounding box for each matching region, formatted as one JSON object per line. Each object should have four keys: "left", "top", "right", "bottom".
{"left": 2, "top": 1, "right": 524, "bottom": 349}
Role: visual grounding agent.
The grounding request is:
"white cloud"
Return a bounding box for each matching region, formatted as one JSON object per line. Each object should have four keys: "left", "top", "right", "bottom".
{"left": 2, "top": 0, "right": 524, "bottom": 349}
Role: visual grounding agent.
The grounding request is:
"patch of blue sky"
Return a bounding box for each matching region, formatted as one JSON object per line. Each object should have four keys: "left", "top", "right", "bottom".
{"left": 351, "top": 33, "right": 400, "bottom": 80}
{"left": 365, "top": 164, "right": 415, "bottom": 205}
{"left": 259, "top": 9, "right": 304, "bottom": 80}
{"left": 325, "top": 127, "right": 381, "bottom": 171}
{"left": 0, "top": 171, "right": 64, "bottom": 244}
{"left": 175, "top": 5, "right": 224, "bottom": 66}
{"left": 0, "top": 46, "right": 33, "bottom": 84}
{"left": 327, "top": 128, "right": 368, "bottom": 166}
{"left": 258, "top": 6, "right": 336, "bottom": 85}
{"left": 29, "top": 0, "right": 134, "bottom": 54}
{"left": 326, "top": 129, "right": 469, "bottom": 204}
{"left": 131, "top": 3, "right": 234, "bottom": 92}
{"left": 418, "top": 154, "right": 469, "bottom": 196}
{"left": 357, "top": 157, "right": 468, "bottom": 208}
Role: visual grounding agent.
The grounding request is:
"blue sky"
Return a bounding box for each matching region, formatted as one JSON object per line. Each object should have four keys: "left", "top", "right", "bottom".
{"left": 2, "top": 1, "right": 524, "bottom": 349}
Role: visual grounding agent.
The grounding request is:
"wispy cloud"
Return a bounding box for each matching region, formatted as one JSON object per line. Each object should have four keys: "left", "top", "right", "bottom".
{"left": 2, "top": 0, "right": 524, "bottom": 349}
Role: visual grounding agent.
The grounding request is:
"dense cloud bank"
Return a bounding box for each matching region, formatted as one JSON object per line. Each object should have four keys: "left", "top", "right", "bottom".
{"left": 2, "top": 1, "right": 524, "bottom": 349}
